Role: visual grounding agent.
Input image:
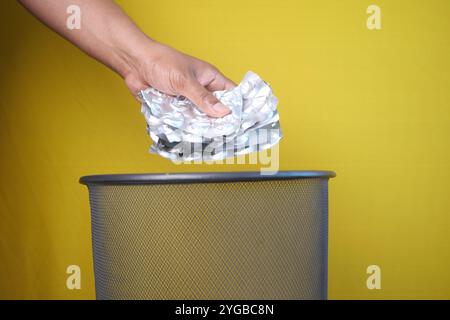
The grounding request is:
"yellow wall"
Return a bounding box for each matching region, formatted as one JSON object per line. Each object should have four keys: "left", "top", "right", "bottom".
{"left": 1, "top": 0, "right": 449, "bottom": 299}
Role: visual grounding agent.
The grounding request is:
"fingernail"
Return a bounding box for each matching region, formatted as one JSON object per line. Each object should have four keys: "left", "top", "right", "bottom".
{"left": 212, "top": 102, "right": 231, "bottom": 116}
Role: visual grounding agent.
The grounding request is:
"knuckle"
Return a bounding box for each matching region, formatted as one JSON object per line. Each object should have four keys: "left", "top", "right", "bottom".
{"left": 199, "top": 90, "right": 210, "bottom": 102}
{"left": 199, "top": 90, "right": 215, "bottom": 106}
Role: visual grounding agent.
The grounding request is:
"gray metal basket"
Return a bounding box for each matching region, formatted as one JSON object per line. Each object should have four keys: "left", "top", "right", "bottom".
{"left": 80, "top": 171, "right": 335, "bottom": 300}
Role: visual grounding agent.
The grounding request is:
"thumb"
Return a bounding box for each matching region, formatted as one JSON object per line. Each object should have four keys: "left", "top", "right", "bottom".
{"left": 181, "top": 79, "right": 231, "bottom": 118}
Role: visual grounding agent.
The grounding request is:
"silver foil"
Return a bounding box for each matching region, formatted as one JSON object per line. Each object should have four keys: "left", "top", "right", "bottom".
{"left": 140, "top": 71, "right": 282, "bottom": 162}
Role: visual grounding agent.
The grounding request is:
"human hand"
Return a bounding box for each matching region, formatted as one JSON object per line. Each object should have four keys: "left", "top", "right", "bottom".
{"left": 18, "top": 0, "right": 234, "bottom": 117}
{"left": 123, "top": 42, "right": 235, "bottom": 117}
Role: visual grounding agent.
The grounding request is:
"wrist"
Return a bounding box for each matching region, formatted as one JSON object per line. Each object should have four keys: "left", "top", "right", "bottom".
{"left": 114, "top": 36, "right": 160, "bottom": 80}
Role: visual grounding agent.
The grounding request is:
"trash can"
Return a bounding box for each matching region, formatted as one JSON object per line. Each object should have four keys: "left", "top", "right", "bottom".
{"left": 80, "top": 171, "right": 335, "bottom": 300}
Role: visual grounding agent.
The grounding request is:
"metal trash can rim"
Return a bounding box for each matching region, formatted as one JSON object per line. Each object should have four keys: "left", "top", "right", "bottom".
{"left": 79, "top": 170, "right": 336, "bottom": 186}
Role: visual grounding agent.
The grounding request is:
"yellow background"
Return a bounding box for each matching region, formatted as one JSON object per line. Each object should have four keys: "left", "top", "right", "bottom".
{"left": 1, "top": 0, "right": 449, "bottom": 299}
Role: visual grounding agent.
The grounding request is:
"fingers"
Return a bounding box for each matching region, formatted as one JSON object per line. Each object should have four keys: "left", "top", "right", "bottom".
{"left": 181, "top": 79, "right": 231, "bottom": 118}
{"left": 206, "top": 73, "right": 237, "bottom": 92}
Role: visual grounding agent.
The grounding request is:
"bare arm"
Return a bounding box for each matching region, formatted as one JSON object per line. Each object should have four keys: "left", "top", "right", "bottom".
{"left": 18, "top": 0, "right": 233, "bottom": 117}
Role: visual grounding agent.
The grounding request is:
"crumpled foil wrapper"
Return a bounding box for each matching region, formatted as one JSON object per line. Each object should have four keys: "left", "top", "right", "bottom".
{"left": 140, "top": 71, "right": 282, "bottom": 161}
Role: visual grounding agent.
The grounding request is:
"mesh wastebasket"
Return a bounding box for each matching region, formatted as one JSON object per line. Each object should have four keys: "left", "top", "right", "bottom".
{"left": 80, "top": 171, "right": 335, "bottom": 300}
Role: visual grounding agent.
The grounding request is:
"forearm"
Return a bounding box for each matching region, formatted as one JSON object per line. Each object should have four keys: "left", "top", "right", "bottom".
{"left": 18, "top": 0, "right": 233, "bottom": 116}
{"left": 18, "top": 0, "right": 153, "bottom": 78}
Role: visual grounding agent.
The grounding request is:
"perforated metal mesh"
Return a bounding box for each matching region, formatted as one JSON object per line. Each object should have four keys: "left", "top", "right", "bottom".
{"left": 85, "top": 178, "right": 330, "bottom": 300}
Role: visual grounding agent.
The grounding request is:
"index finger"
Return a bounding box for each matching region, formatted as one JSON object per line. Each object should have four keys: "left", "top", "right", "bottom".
{"left": 206, "top": 73, "right": 237, "bottom": 92}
